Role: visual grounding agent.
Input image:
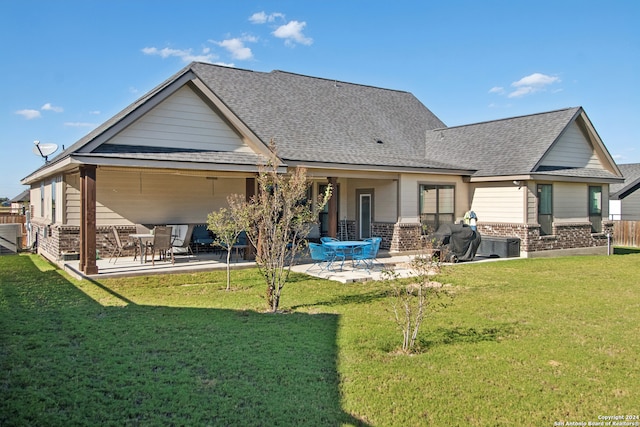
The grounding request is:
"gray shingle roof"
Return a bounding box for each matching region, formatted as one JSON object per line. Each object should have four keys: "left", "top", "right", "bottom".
{"left": 23, "top": 62, "right": 620, "bottom": 183}
{"left": 190, "top": 63, "right": 454, "bottom": 170}
{"left": 610, "top": 163, "right": 640, "bottom": 198}
{"left": 424, "top": 108, "right": 583, "bottom": 177}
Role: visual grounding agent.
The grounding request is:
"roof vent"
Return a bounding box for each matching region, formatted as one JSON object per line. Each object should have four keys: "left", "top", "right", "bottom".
{"left": 376, "top": 139, "right": 384, "bottom": 144}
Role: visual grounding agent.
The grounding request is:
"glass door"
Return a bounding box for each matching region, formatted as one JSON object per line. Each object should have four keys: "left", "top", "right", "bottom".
{"left": 359, "top": 193, "right": 372, "bottom": 239}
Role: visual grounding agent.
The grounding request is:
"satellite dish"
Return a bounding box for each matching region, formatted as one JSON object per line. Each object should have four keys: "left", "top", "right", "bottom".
{"left": 32, "top": 140, "right": 59, "bottom": 162}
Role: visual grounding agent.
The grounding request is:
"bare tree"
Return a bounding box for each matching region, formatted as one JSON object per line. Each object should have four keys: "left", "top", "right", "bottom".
{"left": 383, "top": 244, "right": 453, "bottom": 353}
{"left": 207, "top": 208, "right": 243, "bottom": 291}
{"left": 228, "top": 153, "right": 331, "bottom": 312}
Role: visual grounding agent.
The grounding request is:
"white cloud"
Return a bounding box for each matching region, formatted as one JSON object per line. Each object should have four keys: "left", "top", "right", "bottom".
{"left": 488, "top": 86, "right": 504, "bottom": 94}
{"left": 141, "top": 46, "right": 216, "bottom": 63}
{"left": 249, "top": 11, "right": 285, "bottom": 24}
{"left": 64, "top": 122, "right": 96, "bottom": 128}
{"left": 15, "top": 109, "right": 41, "bottom": 119}
{"left": 41, "top": 103, "right": 63, "bottom": 113}
{"left": 89, "top": 110, "right": 101, "bottom": 115}
{"left": 213, "top": 36, "right": 256, "bottom": 60}
{"left": 273, "top": 20, "right": 313, "bottom": 46}
{"left": 508, "top": 73, "right": 560, "bottom": 98}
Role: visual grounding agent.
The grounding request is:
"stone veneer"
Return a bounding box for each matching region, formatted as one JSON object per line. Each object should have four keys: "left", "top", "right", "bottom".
{"left": 389, "top": 220, "right": 614, "bottom": 255}
{"left": 31, "top": 220, "right": 137, "bottom": 261}
{"left": 31, "top": 218, "right": 614, "bottom": 261}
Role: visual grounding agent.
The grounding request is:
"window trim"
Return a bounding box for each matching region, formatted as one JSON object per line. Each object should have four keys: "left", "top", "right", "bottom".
{"left": 418, "top": 183, "right": 456, "bottom": 233}
{"left": 537, "top": 183, "right": 553, "bottom": 236}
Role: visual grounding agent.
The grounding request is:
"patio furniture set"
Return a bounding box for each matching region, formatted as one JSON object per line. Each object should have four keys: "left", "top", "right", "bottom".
{"left": 108, "top": 224, "right": 251, "bottom": 265}
{"left": 308, "top": 236, "right": 382, "bottom": 273}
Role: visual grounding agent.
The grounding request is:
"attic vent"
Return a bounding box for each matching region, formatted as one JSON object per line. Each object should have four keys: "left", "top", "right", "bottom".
{"left": 376, "top": 139, "right": 384, "bottom": 144}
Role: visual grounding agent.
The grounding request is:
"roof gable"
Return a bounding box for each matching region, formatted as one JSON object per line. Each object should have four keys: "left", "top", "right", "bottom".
{"left": 424, "top": 107, "right": 622, "bottom": 181}
{"left": 537, "top": 120, "right": 603, "bottom": 169}
{"left": 100, "top": 85, "right": 253, "bottom": 154}
{"left": 424, "top": 108, "right": 581, "bottom": 176}
{"left": 610, "top": 163, "right": 640, "bottom": 199}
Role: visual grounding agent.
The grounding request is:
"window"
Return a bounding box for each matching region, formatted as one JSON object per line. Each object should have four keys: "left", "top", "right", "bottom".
{"left": 589, "top": 186, "right": 602, "bottom": 233}
{"left": 419, "top": 184, "right": 455, "bottom": 233}
{"left": 51, "top": 178, "right": 56, "bottom": 222}
{"left": 40, "top": 182, "right": 45, "bottom": 218}
{"left": 537, "top": 184, "right": 553, "bottom": 235}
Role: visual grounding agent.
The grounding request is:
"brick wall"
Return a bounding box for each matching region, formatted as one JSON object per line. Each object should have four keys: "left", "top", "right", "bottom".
{"left": 390, "top": 222, "right": 422, "bottom": 253}
{"left": 32, "top": 222, "right": 137, "bottom": 261}
{"left": 477, "top": 220, "right": 613, "bottom": 253}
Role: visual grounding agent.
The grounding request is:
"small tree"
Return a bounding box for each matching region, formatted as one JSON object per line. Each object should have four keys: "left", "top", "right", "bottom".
{"left": 228, "top": 151, "right": 331, "bottom": 312}
{"left": 207, "top": 208, "right": 243, "bottom": 291}
{"left": 383, "top": 243, "right": 453, "bottom": 353}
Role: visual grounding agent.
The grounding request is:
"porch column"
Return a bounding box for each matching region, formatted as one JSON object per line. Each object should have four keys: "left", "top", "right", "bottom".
{"left": 79, "top": 165, "right": 98, "bottom": 275}
{"left": 328, "top": 177, "right": 338, "bottom": 238}
{"left": 245, "top": 177, "right": 256, "bottom": 260}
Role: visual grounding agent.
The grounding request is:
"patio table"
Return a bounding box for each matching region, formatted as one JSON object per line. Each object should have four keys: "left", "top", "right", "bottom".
{"left": 322, "top": 240, "right": 372, "bottom": 259}
{"left": 129, "top": 233, "right": 154, "bottom": 264}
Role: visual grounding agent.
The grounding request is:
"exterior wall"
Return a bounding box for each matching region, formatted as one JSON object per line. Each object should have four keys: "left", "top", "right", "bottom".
{"left": 398, "top": 173, "right": 469, "bottom": 222}
{"left": 539, "top": 121, "right": 603, "bottom": 169}
{"left": 554, "top": 182, "right": 588, "bottom": 223}
{"left": 470, "top": 183, "right": 525, "bottom": 223}
{"left": 32, "top": 222, "right": 138, "bottom": 262}
{"left": 110, "top": 86, "right": 252, "bottom": 153}
{"left": 620, "top": 191, "right": 640, "bottom": 220}
{"left": 64, "top": 169, "right": 245, "bottom": 226}
{"left": 477, "top": 220, "right": 614, "bottom": 256}
{"left": 346, "top": 178, "right": 397, "bottom": 222}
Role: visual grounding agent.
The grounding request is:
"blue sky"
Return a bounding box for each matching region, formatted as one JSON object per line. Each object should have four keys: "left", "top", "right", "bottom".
{"left": 1, "top": 0, "right": 639, "bottom": 199}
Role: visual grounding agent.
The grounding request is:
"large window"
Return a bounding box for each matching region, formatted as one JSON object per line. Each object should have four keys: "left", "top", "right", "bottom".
{"left": 589, "top": 186, "right": 602, "bottom": 233}
{"left": 537, "top": 184, "right": 553, "bottom": 236}
{"left": 419, "top": 184, "right": 455, "bottom": 233}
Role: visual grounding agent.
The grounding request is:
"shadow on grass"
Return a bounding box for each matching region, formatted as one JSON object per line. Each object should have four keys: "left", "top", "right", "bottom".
{"left": 417, "top": 324, "right": 518, "bottom": 352}
{"left": 290, "top": 289, "right": 389, "bottom": 310}
{"left": 613, "top": 246, "right": 640, "bottom": 255}
{"left": 0, "top": 255, "right": 370, "bottom": 427}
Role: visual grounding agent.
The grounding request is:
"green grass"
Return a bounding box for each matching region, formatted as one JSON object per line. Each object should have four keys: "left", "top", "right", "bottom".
{"left": 1, "top": 253, "right": 639, "bottom": 426}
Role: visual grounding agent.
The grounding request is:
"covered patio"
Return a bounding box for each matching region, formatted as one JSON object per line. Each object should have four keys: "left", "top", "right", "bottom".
{"left": 61, "top": 249, "right": 424, "bottom": 283}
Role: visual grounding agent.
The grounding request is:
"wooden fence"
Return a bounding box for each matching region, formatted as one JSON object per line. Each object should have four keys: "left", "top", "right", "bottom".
{"left": 612, "top": 220, "right": 640, "bottom": 247}
{"left": 0, "top": 214, "right": 27, "bottom": 250}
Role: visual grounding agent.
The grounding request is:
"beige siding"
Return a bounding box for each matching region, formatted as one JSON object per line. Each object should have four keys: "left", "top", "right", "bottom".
{"left": 470, "top": 183, "right": 525, "bottom": 223}
{"left": 526, "top": 182, "right": 537, "bottom": 223}
{"left": 539, "top": 121, "right": 603, "bottom": 169}
{"left": 621, "top": 190, "right": 640, "bottom": 220}
{"left": 346, "top": 179, "right": 397, "bottom": 222}
{"left": 64, "top": 169, "right": 245, "bottom": 226}
{"left": 110, "top": 86, "right": 252, "bottom": 153}
{"left": 554, "top": 182, "right": 587, "bottom": 222}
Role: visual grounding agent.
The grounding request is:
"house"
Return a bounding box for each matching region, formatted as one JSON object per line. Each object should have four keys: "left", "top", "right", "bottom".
{"left": 609, "top": 163, "right": 640, "bottom": 220}
{"left": 21, "top": 62, "right": 623, "bottom": 274}
{"left": 10, "top": 189, "right": 30, "bottom": 214}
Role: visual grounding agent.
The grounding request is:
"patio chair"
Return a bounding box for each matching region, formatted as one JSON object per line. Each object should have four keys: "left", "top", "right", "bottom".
{"left": 307, "top": 242, "right": 344, "bottom": 272}
{"left": 108, "top": 226, "right": 138, "bottom": 264}
{"left": 169, "top": 224, "right": 194, "bottom": 256}
{"left": 320, "top": 236, "right": 339, "bottom": 243}
{"left": 352, "top": 237, "right": 382, "bottom": 271}
{"left": 147, "top": 226, "right": 174, "bottom": 265}
{"left": 192, "top": 224, "right": 214, "bottom": 253}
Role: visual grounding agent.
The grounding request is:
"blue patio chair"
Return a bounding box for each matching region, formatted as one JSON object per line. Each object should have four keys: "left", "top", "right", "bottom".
{"left": 320, "top": 236, "right": 346, "bottom": 259}
{"left": 353, "top": 237, "right": 382, "bottom": 271}
{"left": 307, "top": 242, "right": 344, "bottom": 272}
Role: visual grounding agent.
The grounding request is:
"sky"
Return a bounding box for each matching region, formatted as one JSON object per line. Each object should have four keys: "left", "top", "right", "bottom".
{"left": 1, "top": 0, "right": 639, "bottom": 199}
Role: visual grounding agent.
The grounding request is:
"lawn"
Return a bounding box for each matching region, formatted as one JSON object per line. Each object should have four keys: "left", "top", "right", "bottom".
{"left": 1, "top": 252, "right": 639, "bottom": 426}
